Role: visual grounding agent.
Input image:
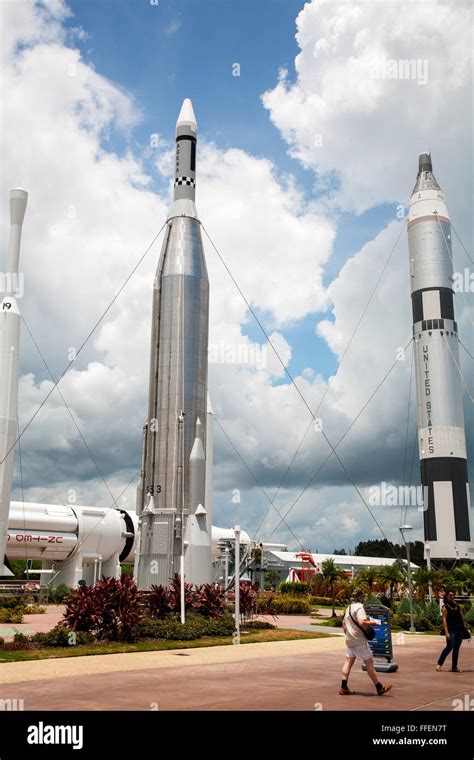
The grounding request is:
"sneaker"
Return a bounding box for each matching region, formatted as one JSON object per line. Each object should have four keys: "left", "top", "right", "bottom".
{"left": 339, "top": 686, "right": 355, "bottom": 695}
{"left": 376, "top": 684, "right": 392, "bottom": 695}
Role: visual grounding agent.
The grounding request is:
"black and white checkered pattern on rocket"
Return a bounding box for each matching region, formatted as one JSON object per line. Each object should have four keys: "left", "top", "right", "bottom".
{"left": 174, "top": 177, "right": 195, "bottom": 187}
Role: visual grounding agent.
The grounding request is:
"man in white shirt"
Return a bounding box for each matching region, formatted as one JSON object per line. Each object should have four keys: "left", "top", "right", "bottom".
{"left": 340, "top": 589, "right": 392, "bottom": 696}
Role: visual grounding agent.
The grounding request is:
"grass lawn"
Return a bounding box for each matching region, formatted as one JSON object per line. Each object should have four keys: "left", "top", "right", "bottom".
{"left": 0, "top": 629, "right": 331, "bottom": 662}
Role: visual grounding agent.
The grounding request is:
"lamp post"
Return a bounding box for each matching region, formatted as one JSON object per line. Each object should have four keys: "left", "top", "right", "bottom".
{"left": 234, "top": 526, "right": 241, "bottom": 645}
{"left": 400, "top": 525, "right": 416, "bottom": 633}
{"left": 425, "top": 541, "right": 433, "bottom": 603}
{"left": 224, "top": 546, "right": 229, "bottom": 597}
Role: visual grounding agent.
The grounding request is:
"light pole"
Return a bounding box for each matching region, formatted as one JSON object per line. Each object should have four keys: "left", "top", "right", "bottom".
{"left": 425, "top": 541, "right": 433, "bottom": 603}
{"left": 224, "top": 546, "right": 229, "bottom": 597}
{"left": 234, "top": 526, "right": 240, "bottom": 645}
{"left": 400, "top": 525, "right": 416, "bottom": 633}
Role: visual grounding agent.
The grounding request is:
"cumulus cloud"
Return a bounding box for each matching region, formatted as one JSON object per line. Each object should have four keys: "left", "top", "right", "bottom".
{"left": 262, "top": 0, "right": 472, "bottom": 218}
{"left": 1, "top": 0, "right": 471, "bottom": 555}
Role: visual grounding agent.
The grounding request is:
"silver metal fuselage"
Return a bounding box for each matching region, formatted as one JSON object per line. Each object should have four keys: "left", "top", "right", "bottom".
{"left": 135, "top": 100, "right": 212, "bottom": 588}
{"left": 0, "top": 189, "right": 28, "bottom": 574}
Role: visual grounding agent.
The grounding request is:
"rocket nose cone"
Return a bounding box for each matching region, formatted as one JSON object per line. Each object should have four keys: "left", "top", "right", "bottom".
{"left": 10, "top": 188, "right": 28, "bottom": 225}
{"left": 418, "top": 152, "right": 432, "bottom": 173}
{"left": 176, "top": 98, "right": 197, "bottom": 130}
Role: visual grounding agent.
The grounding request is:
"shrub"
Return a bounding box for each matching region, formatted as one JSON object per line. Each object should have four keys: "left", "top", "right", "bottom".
{"left": 321, "top": 616, "right": 344, "bottom": 627}
{"left": 310, "top": 596, "right": 333, "bottom": 607}
{"left": 23, "top": 604, "right": 46, "bottom": 615}
{"left": 464, "top": 605, "right": 474, "bottom": 624}
{"left": 270, "top": 596, "right": 311, "bottom": 615}
{"left": 414, "top": 617, "right": 433, "bottom": 632}
{"left": 168, "top": 575, "right": 196, "bottom": 613}
{"left": 365, "top": 595, "right": 386, "bottom": 608}
{"left": 147, "top": 585, "right": 173, "bottom": 618}
{"left": 64, "top": 576, "right": 141, "bottom": 641}
{"left": 63, "top": 585, "right": 97, "bottom": 632}
{"left": 392, "top": 612, "right": 435, "bottom": 632}
{"left": 0, "top": 596, "right": 25, "bottom": 609}
{"left": 0, "top": 636, "right": 4, "bottom": 645}
{"left": 193, "top": 583, "right": 226, "bottom": 619}
{"left": 201, "top": 615, "right": 235, "bottom": 636}
{"left": 137, "top": 613, "right": 235, "bottom": 641}
{"left": 31, "top": 626, "right": 95, "bottom": 647}
{"left": 256, "top": 595, "right": 276, "bottom": 615}
{"left": 277, "top": 582, "right": 309, "bottom": 596}
{"left": 395, "top": 598, "right": 423, "bottom": 617}
{"left": 426, "top": 600, "right": 442, "bottom": 626}
{"left": 229, "top": 583, "right": 258, "bottom": 623}
{"left": 392, "top": 612, "right": 410, "bottom": 630}
{"left": 137, "top": 616, "right": 204, "bottom": 641}
{"left": 13, "top": 631, "right": 30, "bottom": 645}
{"left": 0, "top": 607, "right": 24, "bottom": 624}
{"left": 49, "top": 583, "right": 72, "bottom": 603}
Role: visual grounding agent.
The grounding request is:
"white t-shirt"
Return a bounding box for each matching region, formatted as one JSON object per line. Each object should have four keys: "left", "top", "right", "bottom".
{"left": 343, "top": 602, "right": 367, "bottom": 646}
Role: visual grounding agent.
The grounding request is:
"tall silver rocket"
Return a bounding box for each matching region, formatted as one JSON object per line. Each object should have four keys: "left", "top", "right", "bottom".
{"left": 135, "top": 99, "right": 212, "bottom": 588}
{"left": 0, "top": 189, "right": 28, "bottom": 575}
{"left": 408, "top": 153, "right": 472, "bottom": 561}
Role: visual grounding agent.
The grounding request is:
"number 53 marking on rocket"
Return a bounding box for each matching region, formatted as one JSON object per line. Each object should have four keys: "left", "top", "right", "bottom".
{"left": 146, "top": 485, "right": 162, "bottom": 495}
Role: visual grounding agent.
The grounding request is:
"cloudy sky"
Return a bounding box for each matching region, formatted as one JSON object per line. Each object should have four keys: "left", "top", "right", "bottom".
{"left": 1, "top": 0, "right": 472, "bottom": 554}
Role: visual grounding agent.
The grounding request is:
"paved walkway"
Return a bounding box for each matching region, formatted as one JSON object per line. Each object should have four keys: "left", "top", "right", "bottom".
{"left": 0, "top": 634, "right": 471, "bottom": 711}
{"left": 0, "top": 605, "right": 65, "bottom": 640}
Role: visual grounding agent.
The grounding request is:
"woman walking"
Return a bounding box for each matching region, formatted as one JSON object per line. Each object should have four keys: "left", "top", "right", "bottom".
{"left": 436, "top": 591, "right": 467, "bottom": 673}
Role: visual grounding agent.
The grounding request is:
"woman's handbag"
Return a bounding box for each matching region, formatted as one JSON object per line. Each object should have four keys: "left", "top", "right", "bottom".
{"left": 462, "top": 628, "right": 471, "bottom": 640}
{"left": 349, "top": 606, "right": 375, "bottom": 641}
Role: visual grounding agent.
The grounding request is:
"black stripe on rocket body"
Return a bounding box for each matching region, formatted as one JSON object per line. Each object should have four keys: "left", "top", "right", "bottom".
{"left": 411, "top": 287, "right": 454, "bottom": 323}
{"left": 421, "top": 458, "right": 471, "bottom": 542}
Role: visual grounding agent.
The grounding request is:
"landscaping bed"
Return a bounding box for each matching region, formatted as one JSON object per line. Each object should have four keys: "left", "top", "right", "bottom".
{"left": 0, "top": 629, "right": 330, "bottom": 662}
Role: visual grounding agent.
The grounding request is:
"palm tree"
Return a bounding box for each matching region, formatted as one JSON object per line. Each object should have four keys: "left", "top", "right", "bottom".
{"left": 335, "top": 578, "right": 356, "bottom": 606}
{"left": 376, "top": 564, "right": 405, "bottom": 607}
{"left": 411, "top": 566, "right": 437, "bottom": 603}
{"left": 441, "top": 569, "right": 464, "bottom": 595}
{"left": 321, "top": 559, "right": 342, "bottom": 617}
{"left": 453, "top": 564, "right": 474, "bottom": 595}
{"left": 355, "top": 566, "right": 379, "bottom": 596}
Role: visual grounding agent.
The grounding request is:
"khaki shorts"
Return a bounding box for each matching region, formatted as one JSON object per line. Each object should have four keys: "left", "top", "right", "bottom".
{"left": 346, "top": 642, "right": 373, "bottom": 661}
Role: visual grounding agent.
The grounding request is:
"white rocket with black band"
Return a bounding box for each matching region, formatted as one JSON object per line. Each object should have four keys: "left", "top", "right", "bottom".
{"left": 408, "top": 153, "right": 473, "bottom": 560}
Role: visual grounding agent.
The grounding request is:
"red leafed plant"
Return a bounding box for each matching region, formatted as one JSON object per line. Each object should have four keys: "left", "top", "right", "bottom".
{"left": 63, "top": 576, "right": 141, "bottom": 641}
{"left": 168, "top": 574, "right": 196, "bottom": 612}
{"left": 63, "top": 585, "right": 98, "bottom": 632}
{"left": 229, "top": 582, "right": 258, "bottom": 624}
{"left": 148, "top": 584, "right": 173, "bottom": 618}
{"left": 194, "top": 583, "right": 226, "bottom": 619}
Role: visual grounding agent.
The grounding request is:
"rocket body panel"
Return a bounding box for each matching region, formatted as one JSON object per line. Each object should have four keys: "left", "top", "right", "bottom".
{"left": 0, "top": 189, "right": 28, "bottom": 574}
{"left": 204, "top": 391, "right": 214, "bottom": 536}
{"left": 136, "top": 100, "right": 212, "bottom": 588}
{"left": 408, "top": 154, "right": 472, "bottom": 560}
{"left": 145, "top": 217, "right": 209, "bottom": 511}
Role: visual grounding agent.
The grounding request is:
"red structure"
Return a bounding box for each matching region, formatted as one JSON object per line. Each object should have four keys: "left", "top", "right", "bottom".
{"left": 288, "top": 551, "right": 318, "bottom": 583}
